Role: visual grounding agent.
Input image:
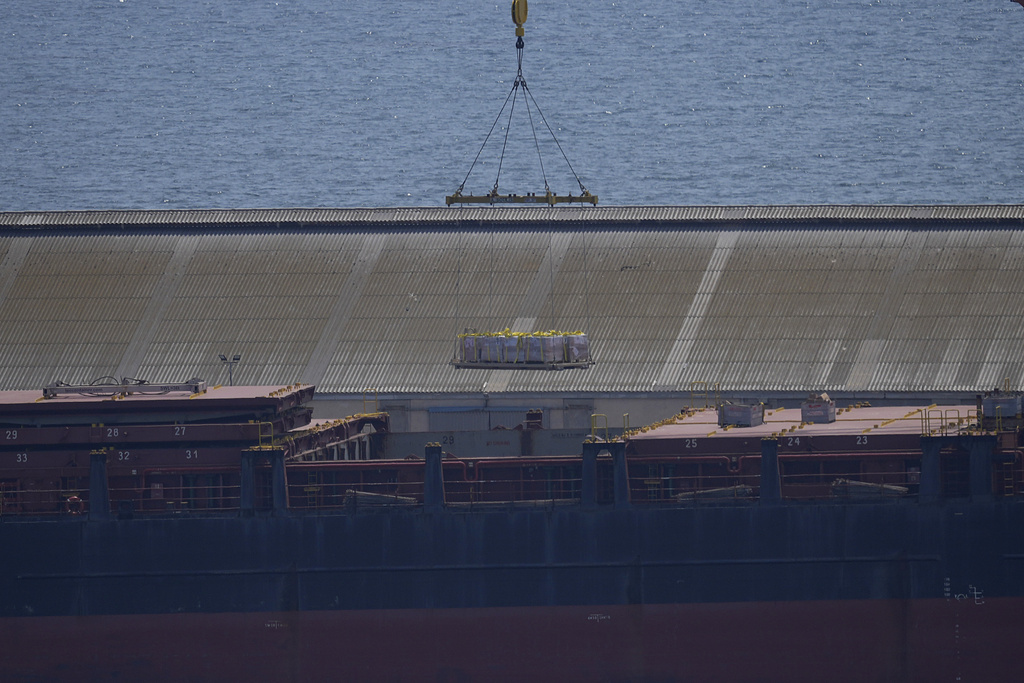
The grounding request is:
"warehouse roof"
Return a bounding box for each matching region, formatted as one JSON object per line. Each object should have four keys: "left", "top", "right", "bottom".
{"left": 2, "top": 206, "right": 1023, "bottom": 395}
{"left": 3, "top": 204, "right": 1024, "bottom": 229}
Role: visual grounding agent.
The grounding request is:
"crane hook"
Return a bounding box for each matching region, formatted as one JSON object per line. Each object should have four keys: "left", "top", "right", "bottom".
{"left": 512, "top": 0, "right": 528, "bottom": 38}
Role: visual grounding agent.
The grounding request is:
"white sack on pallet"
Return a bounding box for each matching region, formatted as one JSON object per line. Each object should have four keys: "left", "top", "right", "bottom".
{"left": 565, "top": 334, "right": 590, "bottom": 362}
{"left": 460, "top": 336, "right": 476, "bottom": 363}
{"left": 477, "top": 336, "right": 501, "bottom": 363}
{"left": 540, "top": 336, "right": 564, "bottom": 363}
{"left": 522, "top": 336, "right": 543, "bottom": 362}
{"left": 502, "top": 335, "right": 523, "bottom": 363}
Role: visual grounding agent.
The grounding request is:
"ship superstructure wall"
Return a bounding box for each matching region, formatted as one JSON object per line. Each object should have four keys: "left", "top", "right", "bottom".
{"left": 2, "top": 206, "right": 1024, "bottom": 402}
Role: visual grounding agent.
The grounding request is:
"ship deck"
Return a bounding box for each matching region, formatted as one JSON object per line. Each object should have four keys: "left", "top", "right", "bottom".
{"left": 627, "top": 403, "right": 978, "bottom": 458}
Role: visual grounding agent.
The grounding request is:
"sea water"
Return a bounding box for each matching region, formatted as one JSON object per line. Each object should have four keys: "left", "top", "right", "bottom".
{"left": 2, "top": 0, "right": 1023, "bottom": 210}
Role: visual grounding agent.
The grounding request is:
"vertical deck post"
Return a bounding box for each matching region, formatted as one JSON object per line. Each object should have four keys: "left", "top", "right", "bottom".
{"left": 269, "top": 449, "right": 288, "bottom": 512}
{"left": 919, "top": 438, "right": 941, "bottom": 504}
{"left": 969, "top": 435, "right": 996, "bottom": 502}
{"left": 611, "top": 442, "right": 630, "bottom": 509}
{"left": 240, "top": 450, "right": 256, "bottom": 515}
{"left": 581, "top": 442, "right": 599, "bottom": 508}
{"left": 88, "top": 449, "right": 111, "bottom": 520}
{"left": 424, "top": 442, "right": 444, "bottom": 512}
{"left": 759, "top": 438, "right": 781, "bottom": 505}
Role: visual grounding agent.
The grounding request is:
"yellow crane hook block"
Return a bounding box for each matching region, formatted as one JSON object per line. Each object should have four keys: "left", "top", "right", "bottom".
{"left": 512, "top": 0, "right": 528, "bottom": 36}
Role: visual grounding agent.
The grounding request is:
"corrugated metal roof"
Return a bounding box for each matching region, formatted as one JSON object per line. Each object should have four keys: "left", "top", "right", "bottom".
{"left": 3, "top": 210, "right": 1024, "bottom": 394}
{"left": 4, "top": 204, "right": 1024, "bottom": 229}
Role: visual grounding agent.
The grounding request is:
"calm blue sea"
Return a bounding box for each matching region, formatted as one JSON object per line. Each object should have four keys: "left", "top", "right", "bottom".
{"left": 2, "top": 0, "right": 1023, "bottom": 210}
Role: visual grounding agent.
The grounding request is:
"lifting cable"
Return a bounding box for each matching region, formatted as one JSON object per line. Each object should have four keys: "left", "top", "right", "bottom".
{"left": 448, "top": 2, "right": 596, "bottom": 372}
{"left": 447, "top": 1, "right": 596, "bottom": 206}
{"left": 453, "top": 225, "right": 463, "bottom": 359}
{"left": 582, "top": 229, "right": 591, "bottom": 339}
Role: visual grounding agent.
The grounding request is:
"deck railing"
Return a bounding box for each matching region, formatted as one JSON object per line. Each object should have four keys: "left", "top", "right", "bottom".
{"left": 0, "top": 436, "right": 1017, "bottom": 517}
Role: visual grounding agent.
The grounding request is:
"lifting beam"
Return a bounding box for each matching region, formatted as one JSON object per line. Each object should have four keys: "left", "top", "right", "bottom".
{"left": 446, "top": 189, "right": 598, "bottom": 206}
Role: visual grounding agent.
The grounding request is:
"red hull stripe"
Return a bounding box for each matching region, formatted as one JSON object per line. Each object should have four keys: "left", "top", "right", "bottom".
{"left": 2, "top": 598, "right": 1020, "bottom": 682}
